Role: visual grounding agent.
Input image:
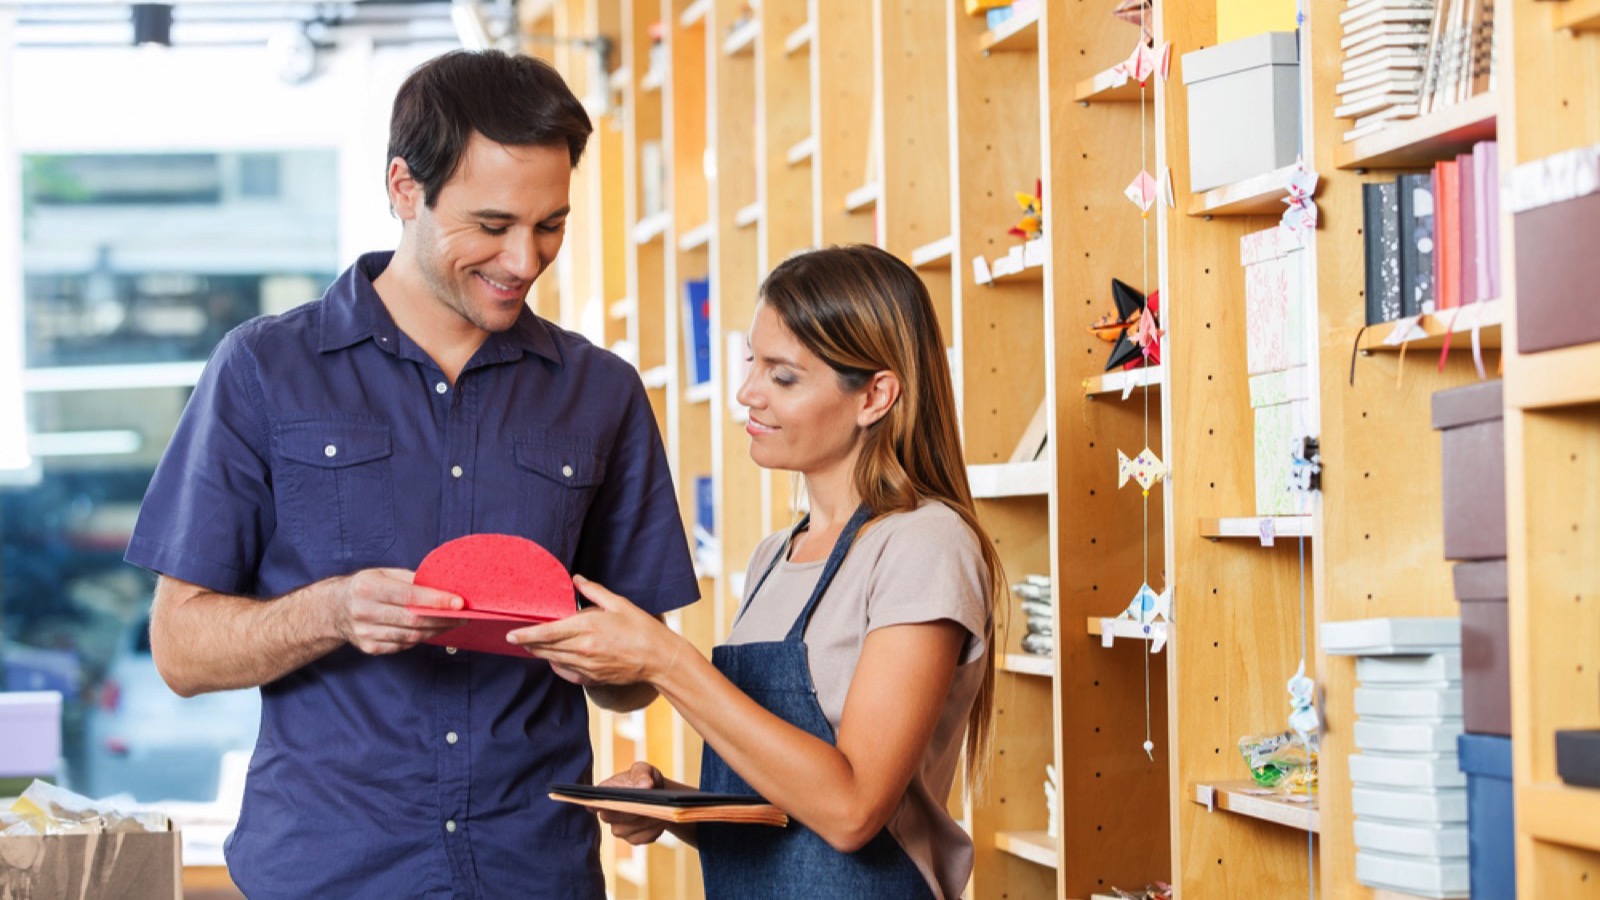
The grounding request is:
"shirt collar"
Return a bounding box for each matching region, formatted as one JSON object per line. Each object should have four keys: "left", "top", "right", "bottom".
{"left": 319, "top": 250, "right": 564, "bottom": 367}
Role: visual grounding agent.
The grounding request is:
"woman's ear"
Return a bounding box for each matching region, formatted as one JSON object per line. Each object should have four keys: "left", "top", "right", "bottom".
{"left": 857, "top": 370, "right": 902, "bottom": 428}
{"left": 387, "top": 157, "right": 421, "bottom": 220}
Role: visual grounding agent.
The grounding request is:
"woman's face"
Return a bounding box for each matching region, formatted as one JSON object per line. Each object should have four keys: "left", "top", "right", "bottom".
{"left": 735, "top": 303, "right": 870, "bottom": 478}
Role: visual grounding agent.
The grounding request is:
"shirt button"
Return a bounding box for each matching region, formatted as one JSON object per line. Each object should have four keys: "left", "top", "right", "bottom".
{"left": 446, "top": 731, "right": 459, "bottom": 745}
{"left": 451, "top": 465, "right": 463, "bottom": 478}
{"left": 445, "top": 646, "right": 458, "bottom": 655}
{"left": 435, "top": 381, "right": 448, "bottom": 394}
{"left": 445, "top": 820, "right": 457, "bottom": 833}
{"left": 561, "top": 464, "right": 574, "bottom": 478}
{"left": 323, "top": 444, "right": 337, "bottom": 458}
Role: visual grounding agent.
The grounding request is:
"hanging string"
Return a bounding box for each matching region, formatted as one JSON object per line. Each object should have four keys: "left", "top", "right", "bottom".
{"left": 1293, "top": 5, "right": 1316, "bottom": 898}
{"left": 1137, "top": 1, "right": 1154, "bottom": 764}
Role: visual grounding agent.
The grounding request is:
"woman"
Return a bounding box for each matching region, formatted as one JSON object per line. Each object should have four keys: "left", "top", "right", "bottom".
{"left": 511, "top": 244, "right": 1003, "bottom": 899}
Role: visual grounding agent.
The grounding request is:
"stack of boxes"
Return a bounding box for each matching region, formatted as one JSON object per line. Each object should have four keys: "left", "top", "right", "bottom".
{"left": 1240, "top": 224, "right": 1311, "bottom": 517}
{"left": 1323, "top": 617, "right": 1468, "bottom": 899}
{"left": 1432, "top": 378, "right": 1516, "bottom": 899}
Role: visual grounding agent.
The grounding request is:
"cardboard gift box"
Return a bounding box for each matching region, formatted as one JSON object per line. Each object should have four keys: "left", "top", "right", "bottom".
{"left": 1431, "top": 380, "right": 1506, "bottom": 561}
{"left": 1181, "top": 31, "right": 1301, "bottom": 193}
{"left": 0, "top": 829, "right": 181, "bottom": 900}
{"left": 1507, "top": 142, "right": 1600, "bottom": 354}
{"left": 1248, "top": 366, "right": 1312, "bottom": 516}
{"left": 1452, "top": 559, "right": 1510, "bottom": 736}
{"left": 1240, "top": 225, "right": 1308, "bottom": 376}
{"left": 1458, "top": 734, "right": 1515, "bottom": 900}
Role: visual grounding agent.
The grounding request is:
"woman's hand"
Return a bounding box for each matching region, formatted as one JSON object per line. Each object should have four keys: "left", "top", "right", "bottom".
{"left": 507, "top": 576, "right": 685, "bottom": 686}
{"left": 596, "top": 762, "right": 669, "bottom": 845}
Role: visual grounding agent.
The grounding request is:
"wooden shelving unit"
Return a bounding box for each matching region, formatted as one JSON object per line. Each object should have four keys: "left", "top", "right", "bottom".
{"left": 537, "top": 1, "right": 1591, "bottom": 898}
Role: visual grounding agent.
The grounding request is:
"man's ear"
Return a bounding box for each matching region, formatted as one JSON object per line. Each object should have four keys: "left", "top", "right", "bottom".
{"left": 857, "top": 370, "right": 901, "bottom": 428}
{"left": 387, "top": 157, "right": 423, "bottom": 220}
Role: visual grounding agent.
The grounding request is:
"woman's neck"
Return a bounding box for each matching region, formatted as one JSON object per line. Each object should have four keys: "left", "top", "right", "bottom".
{"left": 800, "top": 468, "right": 859, "bottom": 533}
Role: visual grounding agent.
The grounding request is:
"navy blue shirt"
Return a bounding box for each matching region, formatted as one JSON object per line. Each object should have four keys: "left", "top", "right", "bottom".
{"left": 126, "top": 252, "right": 699, "bottom": 899}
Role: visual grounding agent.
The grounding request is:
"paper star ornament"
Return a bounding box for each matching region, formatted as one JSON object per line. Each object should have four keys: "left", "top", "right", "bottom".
{"left": 1125, "top": 169, "right": 1158, "bottom": 213}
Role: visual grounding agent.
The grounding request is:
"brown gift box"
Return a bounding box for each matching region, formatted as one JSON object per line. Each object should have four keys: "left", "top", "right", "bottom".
{"left": 0, "top": 829, "right": 181, "bottom": 900}
{"left": 1431, "top": 379, "right": 1506, "bottom": 561}
{"left": 1453, "top": 559, "right": 1511, "bottom": 736}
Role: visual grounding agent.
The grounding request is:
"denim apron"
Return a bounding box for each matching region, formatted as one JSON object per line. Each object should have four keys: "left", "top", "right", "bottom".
{"left": 698, "top": 505, "right": 937, "bottom": 900}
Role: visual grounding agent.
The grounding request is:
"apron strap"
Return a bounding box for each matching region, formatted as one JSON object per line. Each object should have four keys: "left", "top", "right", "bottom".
{"left": 783, "top": 504, "right": 873, "bottom": 642}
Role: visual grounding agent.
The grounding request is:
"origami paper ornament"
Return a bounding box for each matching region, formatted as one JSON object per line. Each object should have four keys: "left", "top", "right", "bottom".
{"left": 1125, "top": 169, "right": 1158, "bottom": 214}
{"left": 1111, "top": 0, "right": 1150, "bottom": 28}
{"left": 1135, "top": 290, "right": 1163, "bottom": 364}
{"left": 1286, "top": 660, "right": 1320, "bottom": 738}
{"left": 1087, "top": 278, "right": 1151, "bottom": 371}
{"left": 1009, "top": 178, "right": 1043, "bottom": 240}
{"left": 1119, "top": 582, "right": 1171, "bottom": 622}
{"left": 1117, "top": 446, "right": 1168, "bottom": 492}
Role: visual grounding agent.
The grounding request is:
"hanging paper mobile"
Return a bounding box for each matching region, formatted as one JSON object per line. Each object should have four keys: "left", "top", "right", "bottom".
{"left": 1009, "top": 178, "right": 1043, "bottom": 241}
{"left": 1117, "top": 446, "right": 1167, "bottom": 492}
{"left": 1088, "top": 278, "right": 1152, "bottom": 371}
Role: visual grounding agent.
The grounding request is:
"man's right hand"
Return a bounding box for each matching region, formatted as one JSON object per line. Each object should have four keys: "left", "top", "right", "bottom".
{"left": 596, "top": 762, "right": 669, "bottom": 846}
{"left": 329, "top": 568, "right": 462, "bottom": 656}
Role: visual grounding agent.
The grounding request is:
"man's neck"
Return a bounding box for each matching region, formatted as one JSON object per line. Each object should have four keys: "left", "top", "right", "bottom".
{"left": 371, "top": 248, "right": 487, "bottom": 385}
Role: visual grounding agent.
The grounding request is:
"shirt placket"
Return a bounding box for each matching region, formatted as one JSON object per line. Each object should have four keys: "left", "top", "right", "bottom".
{"left": 432, "top": 367, "right": 480, "bottom": 891}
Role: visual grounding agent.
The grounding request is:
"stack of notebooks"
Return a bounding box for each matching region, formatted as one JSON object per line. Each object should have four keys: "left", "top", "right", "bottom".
{"left": 1014, "top": 575, "right": 1054, "bottom": 658}
{"left": 1323, "top": 617, "right": 1468, "bottom": 899}
{"left": 1337, "top": 0, "right": 1495, "bottom": 143}
{"left": 1361, "top": 139, "right": 1500, "bottom": 326}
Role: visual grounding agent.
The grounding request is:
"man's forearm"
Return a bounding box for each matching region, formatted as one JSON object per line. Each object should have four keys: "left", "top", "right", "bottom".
{"left": 150, "top": 575, "right": 342, "bottom": 697}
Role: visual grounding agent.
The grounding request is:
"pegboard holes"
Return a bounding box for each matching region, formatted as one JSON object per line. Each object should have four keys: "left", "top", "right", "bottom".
{"left": 1095, "top": 771, "right": 1102, "bottom": 778}
{"left": 1095, "top": 726, "right": 1101, "bottom": 733}
{"left": 1096, "top": 825, "right": 1103, "bottom": 832}
{"left": 1365, "top": 534, "right": 1371, "bottom": 540}
{"left": 1205, "top": 322, "right": 1211, "bottom": 329}
{"left": 1362, "top": 411, "right": 1369, "bottom": 418}
{"left": 1368, "top": 593, "right": 1375, "bottom": 600}
{"left": 1211, "top": 588, "right": 1218, "bottom": 594}
{"left": 1365, "top": 472, "right": 1371, "bottom": 479}
{"left": 1204, "top": 268, "right": 1211, "bottom": 275}
{"left": 1214, "top": 696, "right": 1220, "bottom": 702}
{"left": 1209, "top": 482, "right": 1216, "bottom": 488}
{"left": 1090, "top": 537, "right": 1097, "bottom": 545}
{"left": 1092, "top": 584, "right": 1098, "bottom": 591}
{"left": 1089, "top": 489, "right": 1097, "bottom": 496}
{"left": 1093, "top": 680, "right": 1100, "bottom": 687}
{"left": 1208, "top": 428, "right": 1214, "bottom": 435}
{"left": 1213, "top": 641, "right": 1219, "bottom": 648}
{"left": 1089, "top": 441, "right": 1096, "bottom": 448}
{"left": 1207, "top": 374, "right": 1213, "bottom": 381}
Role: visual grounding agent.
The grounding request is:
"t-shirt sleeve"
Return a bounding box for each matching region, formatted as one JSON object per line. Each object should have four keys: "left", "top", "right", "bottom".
{"left": 864, "top": 507, "right": 992, "bottom": 665}
{"left": 125, "top": 330, "right": 273, "bottom": 596}
{"left": 570, "top": 373, "right": 700, "bottom": 616}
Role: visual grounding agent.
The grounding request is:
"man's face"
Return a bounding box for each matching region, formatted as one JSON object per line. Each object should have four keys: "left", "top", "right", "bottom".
{"left": 401, "top": 132, "right": 572, "bottom": 334}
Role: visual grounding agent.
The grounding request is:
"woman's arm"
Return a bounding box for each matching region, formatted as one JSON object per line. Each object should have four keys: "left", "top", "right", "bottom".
{"left": 513, "top": 578, "right": 965, "bottom": 853}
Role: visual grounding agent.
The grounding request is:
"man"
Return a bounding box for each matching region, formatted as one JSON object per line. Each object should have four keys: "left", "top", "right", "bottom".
{"left": 125, "top": 50, "right": 699, "bottom": 898}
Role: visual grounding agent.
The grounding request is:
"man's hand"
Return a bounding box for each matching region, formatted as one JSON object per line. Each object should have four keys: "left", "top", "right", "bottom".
{"left": 596, "top": 762, "right": 669, "bottom": 846}
{"left": 328, "top": 568, "right": 463, "bottom": 655}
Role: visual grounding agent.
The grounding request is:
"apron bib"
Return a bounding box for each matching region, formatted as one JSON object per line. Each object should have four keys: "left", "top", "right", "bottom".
{"left": 698, "top": 505, "right": 936, "bottom": 900}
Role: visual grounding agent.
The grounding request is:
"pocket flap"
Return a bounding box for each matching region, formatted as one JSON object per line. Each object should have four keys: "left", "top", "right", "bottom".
{"left": 276, "top": 420, "right": 393, "bottom": 468}
{"left": 515, "top": 436, "right": 607, "bottom": 487}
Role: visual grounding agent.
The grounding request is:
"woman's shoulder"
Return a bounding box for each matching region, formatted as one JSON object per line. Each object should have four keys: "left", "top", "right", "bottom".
{"left": 865, "top": 499, "right": 981, "bottom": 555}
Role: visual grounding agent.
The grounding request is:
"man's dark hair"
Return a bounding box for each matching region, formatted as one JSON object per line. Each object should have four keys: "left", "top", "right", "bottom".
{"left": 387, "top": 49, "right": 593, "bottom": 206}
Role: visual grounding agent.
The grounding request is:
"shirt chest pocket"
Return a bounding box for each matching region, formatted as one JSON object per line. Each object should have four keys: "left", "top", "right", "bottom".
{"left": 274, "top": 420, "right": 398, "bottom": 561}
{"left": 513, "top": 433, "right": 607, "bottom": 561}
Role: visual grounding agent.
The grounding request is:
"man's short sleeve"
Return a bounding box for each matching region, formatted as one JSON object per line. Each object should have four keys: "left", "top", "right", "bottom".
{"left": 125, "top": 330, "right": 272, "bottom": 595}
{"left": 570, "top": 375, "right": 699, "bottom": 615}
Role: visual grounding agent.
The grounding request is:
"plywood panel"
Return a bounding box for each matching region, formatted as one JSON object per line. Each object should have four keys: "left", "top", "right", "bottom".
{"left": 811, "top": 0, "right": 875, "bottom": 247}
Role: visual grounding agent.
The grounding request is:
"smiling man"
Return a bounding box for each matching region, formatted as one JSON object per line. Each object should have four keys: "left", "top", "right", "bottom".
{"left": 124, "top": 51, "right": 699, "bottom": 899}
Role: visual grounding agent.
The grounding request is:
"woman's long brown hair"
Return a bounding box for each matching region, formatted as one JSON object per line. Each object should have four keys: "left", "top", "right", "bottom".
{"left": 758, "top": 244, "right": 1005, "bottom": 796}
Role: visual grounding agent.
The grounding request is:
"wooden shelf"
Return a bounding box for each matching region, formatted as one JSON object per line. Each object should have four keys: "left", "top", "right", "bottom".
{"left": 1187, "top": 165, "right": 1298, "bottom": 217}
{"left": 1507, "top": 340, "right": 1600, "bottom": 411}
{"left": 723, "top": 20, "right": 759, "bottom": 56}
{"left": 640, "top": 68, "right": 663, "bottom": 93}
{"left": 614, "top": 710, "right": 645, "bottom": 742}
{"left": 677, "top": 221, "right": 713, "bottom": 252}
{"left": 994, "top": 829, "right": 1057, "bottom": 868}
{"left": 1083, "top": 365, "right": 1163, "bottom": 397}
{"left": 783, "top": 21, "right": 813, "bottom": 55}
{"left": 1335, "top": 92, "right": 1498, "bottom": 170}
{"left": 910, "top": 235, "right": 954, "bottom": 269}
{"left": 1193, "top": 781, "right": 1320, "bottom": 833}
{"left": 678, "top": 0, "right": 708, "bottom": 28}
{"left": 639, "top": 365, "right": 669, "bottom": 390}
{"left": 1001, "top": 653, "right": 1054, "bottom": 677}
{"left": 977, "top": 7, "right": 1038, "bottom": 53}
{"left": 1199, "top": 516, "right": 1312, "bottom": 540}
{"left": 844, "top": 182, "right": 880, "bottom": 214}
{"left": 1073, "top": 64, "right": 1143, "bottom": 103}
{"left": 607, "top": 297, "right": 634, "bottom": 321}
{"left": 1086, "top": 616, "right": 1169, "bottom": 644}
{"left": 1358, "top": 298, "right": 1506, "bottom": 352}
{"left": 734, "top": 202, "right": 761, "bottom": 229}
{"left": 607, "top": 65, "right": 630, "bottom": 92}
{"left": 615, "top": 852, "right": 646, "bottom": 887}
{"left": 631, "top": 211, "right": 670, "bottom": 245}
{"left": 685, "top": 381, "right": 716, "bottom": 404}
{"left": 968, "top": 460, "right": 1051, "bottom": 499}
{"left": 785, "top": 135, "right": 815, "bottom": 166}
{"left": 1521, "top": 782, "right": 1600, "bottom": 853}
{"left": 1555, "top": 0, "right": 1600, "bottom": 31}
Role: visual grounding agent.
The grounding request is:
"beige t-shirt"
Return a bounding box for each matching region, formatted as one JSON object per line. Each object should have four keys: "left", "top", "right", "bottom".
{"left": 726, "top": 499, "right": 991, "bottom": 900}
